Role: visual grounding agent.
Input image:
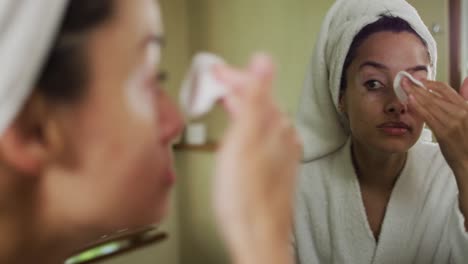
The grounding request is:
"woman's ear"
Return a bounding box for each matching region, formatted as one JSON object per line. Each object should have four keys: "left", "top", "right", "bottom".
{"left": 0, "top": 92, "right": 64, "bottom": 175}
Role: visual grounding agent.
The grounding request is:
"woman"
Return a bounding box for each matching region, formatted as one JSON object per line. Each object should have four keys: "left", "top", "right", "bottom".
{"left": 294, "top": 0, "right": 468, "bottom": 263}
{"left": 0, "top": 0, "right": 300, "bottom": 263}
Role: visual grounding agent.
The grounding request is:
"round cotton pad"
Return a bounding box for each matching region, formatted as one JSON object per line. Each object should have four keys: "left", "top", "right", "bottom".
{"left": 180, "top": 53, "right": 228, "bottom": 118}
{"left": 393, "top": 71, "right": 426, "bottom": 104}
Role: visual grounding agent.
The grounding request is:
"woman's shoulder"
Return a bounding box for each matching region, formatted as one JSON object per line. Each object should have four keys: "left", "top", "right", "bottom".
{"left": 299, "top": 148, "right": 341, "bottom": 174}
{"left": 297, "top": 146, "right": 348, "bottom": 190}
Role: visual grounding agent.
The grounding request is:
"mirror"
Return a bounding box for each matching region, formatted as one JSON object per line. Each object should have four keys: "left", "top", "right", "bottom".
{"left": 154, "top": 1, "right": 468, "bottom": 263}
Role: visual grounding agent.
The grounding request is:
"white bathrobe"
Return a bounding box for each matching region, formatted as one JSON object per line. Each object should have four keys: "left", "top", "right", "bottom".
{"left": 293, "top": 139, "right": 468, "bottom": 263}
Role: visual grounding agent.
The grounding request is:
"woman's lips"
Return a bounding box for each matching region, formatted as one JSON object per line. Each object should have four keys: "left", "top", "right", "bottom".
{"left": 164, "top": 167, "right": 176, "bottom": 185}
{"left": 159, "top": 149, "right": 176, "bottom": 185}
{"left": 377, "top": 121, "right": 411, "bottom": 136}
{"left": 163, "top": 154, "right": 176, "bottom": 185}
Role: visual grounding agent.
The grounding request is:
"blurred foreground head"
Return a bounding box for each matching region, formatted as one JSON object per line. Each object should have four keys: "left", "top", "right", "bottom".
{"left": 0, "top": 0, "right": 183, "bottom": 262}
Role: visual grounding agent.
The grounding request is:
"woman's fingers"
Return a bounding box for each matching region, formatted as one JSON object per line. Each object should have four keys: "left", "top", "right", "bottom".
{"left": 421, "top": 80, "right": 466, "bottom": 105}
{"left": 213, "top": 64, "right": 248, "bottom": 90}
{"left": 407, "top": 93, "right": 444, "bottom": 132}
{"left": 214, "top": 65, "right": 249, "bottom": 118}
{"left": 215, "top": 54, "right": 277, "bottom": 120}
{"left": 407, "top": 82, "right": 460, "bottom": 117}
{"left": 406, "top": 80, "right": 468, "bottom": 144}
{"left": 248, "top": 53, "right": 275, "bottom": 92}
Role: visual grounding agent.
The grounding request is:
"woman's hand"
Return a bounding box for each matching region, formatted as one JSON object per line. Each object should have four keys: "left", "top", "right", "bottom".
{"left": 212, "top": 54, "right": 301, "bottom": 264}
{"left": 403, "top": 78, "right": 468, "bottom": 173}
{"left": 404, "top": 77, "right": 468, "bottom": 228}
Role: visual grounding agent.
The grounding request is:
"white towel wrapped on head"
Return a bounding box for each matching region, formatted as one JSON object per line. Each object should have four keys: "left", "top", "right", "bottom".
{"left": 0, "top": 0, "right": 68, "bottom": 135}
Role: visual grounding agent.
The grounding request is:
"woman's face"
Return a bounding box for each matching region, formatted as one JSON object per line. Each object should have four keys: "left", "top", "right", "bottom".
{"left": 54, "top": 0, "right": 183, "bottom": 232}
{"left": 341, "top": 31, "right": 430, "bottom": 154}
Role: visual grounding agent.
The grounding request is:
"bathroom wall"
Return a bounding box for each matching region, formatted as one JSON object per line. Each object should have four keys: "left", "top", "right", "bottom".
{"left": 408, "top": 0, "right": 450, "bottom": 83}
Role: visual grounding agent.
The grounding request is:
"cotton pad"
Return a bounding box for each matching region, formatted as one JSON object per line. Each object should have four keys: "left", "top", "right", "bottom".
{"left": 393, "top": 71, "right": 426, "bottom": 104}
{"left": 180, "top": 53, "right": 228, "bottom": 118}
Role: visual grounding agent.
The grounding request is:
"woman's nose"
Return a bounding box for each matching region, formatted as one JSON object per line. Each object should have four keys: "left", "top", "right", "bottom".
{"left": 385, "top": 94, "right": 407, "bottom": 115}
{"left": 158, "top": 91, "right": 184, "bottom": 144}
{"left": 385, "top": 76, "right": 408, "bottom": 115}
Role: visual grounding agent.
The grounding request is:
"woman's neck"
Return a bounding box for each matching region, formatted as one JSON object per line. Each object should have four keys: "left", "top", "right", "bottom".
{"left": 351, "top": 139, "right": 407, "bottom": 190}
{"left": 0, "top": 173, "right": 81, "bottom": 264}
{"left": 0, "top": 217, "right": 62, "bottom": 264}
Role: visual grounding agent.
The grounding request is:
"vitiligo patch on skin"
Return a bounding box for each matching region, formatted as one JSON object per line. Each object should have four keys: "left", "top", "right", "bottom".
{"left": 393, "top": 71, "right": 426, "bottom": 104}
{"left": 125, "top": 44, "right": 161, "bottom": 120}
{"left": 180, "top": 53, "right": 228, "bottom": 118}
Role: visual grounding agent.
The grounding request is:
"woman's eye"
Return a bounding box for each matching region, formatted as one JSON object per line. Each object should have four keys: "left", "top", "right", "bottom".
{"left": 156, "top": 71, "right": 168, "bottom": 83}
{"left": 147, "top": 71, "right": 168, "bottom": 91}
{"left": 364, "top": 80, "right": 384, "bottom": 90}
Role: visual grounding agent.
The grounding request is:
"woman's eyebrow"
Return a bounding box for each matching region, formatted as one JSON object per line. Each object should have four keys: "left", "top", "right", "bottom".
{"left": 359, "top": 61, "right": 428, "bottom": 74}
{"left": 405, "top": 65, "right": 428, "bottom": 73}
{"left": 359, "top": 61, "right": 388, "bottom": 71}
{"left": 142, "top": 34, "right": 165, "bottom": 48}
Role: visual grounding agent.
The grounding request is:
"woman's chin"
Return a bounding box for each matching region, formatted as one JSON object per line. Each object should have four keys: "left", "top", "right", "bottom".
{"left": 152, "top": 199, "right": 170, "bottom": 224}
{"left": 146, "top": 191, "right": 172, "bottom": 225}
{"left": 112, "top": 192, "right": 172, "bottom": 231}
{"left": 377, "top": 139, "right": 415, "bottom": 154}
